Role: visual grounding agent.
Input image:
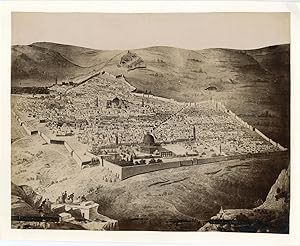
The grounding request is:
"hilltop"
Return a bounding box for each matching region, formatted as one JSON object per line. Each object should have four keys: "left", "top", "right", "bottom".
{"left": 11, "top": 42, "right": 290, "bottom": 147}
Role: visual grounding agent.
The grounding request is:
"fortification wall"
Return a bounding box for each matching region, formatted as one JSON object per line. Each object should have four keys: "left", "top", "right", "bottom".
{"left": 211, "top": 99, "right": 288, "bottom": 151}
{"left": 103, "top": 160, "right": 123, "bottom": 179}
{"left": 179, "top": 159, "right": 194, "bottom": 166}
{"left": 104, "top": 150, "right": 288, "bottom": 180}
{"left": 64, "top": 141, "right": 73, "bottom": 154}
{"left": 22, "top": 123, "right": 34, "bottom": 135}
{"left": 121, "top": 161, "right": 181, "bottom": 180}
{"left": 39, "top": 132, "right": 51, "bottom": 144}
{"left": 50, "top": 139, "right": 65, "bottom": 145}
{"left": 71, "top": 151, "right": 83, "bottom": 167}
{"left": 13, "top": 111, "right": 87, "bottom": 168}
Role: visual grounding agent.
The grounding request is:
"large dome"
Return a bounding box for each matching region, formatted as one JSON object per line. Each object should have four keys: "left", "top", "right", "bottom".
{"left": 143, "top": 133, "right": 155, "bottom": 146}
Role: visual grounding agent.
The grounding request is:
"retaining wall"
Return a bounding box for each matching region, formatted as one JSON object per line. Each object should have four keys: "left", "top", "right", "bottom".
{"left": 39, "top": 132, "right": 51, "bottom": 144}
{"left": 113, "top": 151, "right": 287, "bottom": 180}
{"left": 103, "top": 160, "right": 123, "bottom": 179}
{"left": 22, "top": 123, "right": 34, "bottom": 135}
{"left": 106, "top": 150, "right": 288, "bottom": 180}
{"left": 50, "top": 139, "right": 65, "bottom": 145}
{"left": 64, "top": 141, "right": 73, "bottom": 154}
{"left": 121, "top": 161, "right": 181, "bottom": 180}
{"left": 13, "top": 111, "right": 89, "bottom": 168}
{"left": 72, "top": 151, "right": 84, "bottom": 167}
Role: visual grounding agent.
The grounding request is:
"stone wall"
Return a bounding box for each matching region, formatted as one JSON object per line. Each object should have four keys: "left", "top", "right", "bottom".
{"left": 121, "top": 161, "right": 181, "bottom": 180}
{"left": 211, "top": 99, "right": 288, "bottom": 151}
{"left": 102, "top": 159, "right": 123, "bottom": 179}
{"left": 13, "top": 111, "right": 89, "bottom": 168}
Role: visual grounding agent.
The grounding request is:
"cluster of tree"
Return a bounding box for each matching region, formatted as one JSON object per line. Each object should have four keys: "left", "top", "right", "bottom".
{"left": 134, "top": 158, "right": 162, "bottom": 165}
{"left": 90, "top": 157, "right": 100, "bottom": 166}
{"left": 11, "top": 86, "right": 50, "bottom": 95}
{"left": 114, "top": 156, "right": 163, "bottom": 167}
{"left": 114, "top": 158, "right": 134, "bottom": 167}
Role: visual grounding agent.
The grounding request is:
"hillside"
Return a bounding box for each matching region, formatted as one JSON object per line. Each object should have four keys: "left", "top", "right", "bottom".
{"left": 11, "top": 44, "right": 90, "bottom": 87}
{"left": 32, "top": 42, "right": 122, "bottom": 68}
{"left": 11, "top": 42, "right": 290, "bottom": 147}
{"left": 86, "top": 154, "right": 288, "bottom": 231}
{"left": 200, "top": 166, "right": 290, "bottom": 233}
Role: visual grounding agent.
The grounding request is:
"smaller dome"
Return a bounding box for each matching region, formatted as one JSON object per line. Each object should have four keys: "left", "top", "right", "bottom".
{"left": 143, "top": 133, "right": 155, "bottom": 146}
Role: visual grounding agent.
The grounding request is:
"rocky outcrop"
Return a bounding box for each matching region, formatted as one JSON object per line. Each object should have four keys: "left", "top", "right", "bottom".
{"left": 199, "top": 166, "right": 290, "bottom": 233}
{"left": 19, "top": 184, "right": 43, "bottom": 208}
{"left": 11, "top": 182, "right": 41, "bottom": 217}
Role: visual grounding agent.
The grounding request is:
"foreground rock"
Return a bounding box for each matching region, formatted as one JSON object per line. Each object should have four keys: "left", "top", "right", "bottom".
{"left": 199, "top": 166, "right": 289, "bottom": 233}
{"left": 11, "top": 183, "right": 118, "bottom": 230}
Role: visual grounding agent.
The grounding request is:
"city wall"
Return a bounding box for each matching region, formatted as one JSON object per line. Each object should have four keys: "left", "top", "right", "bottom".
{"left": 103, "top": 150, "right": 288, "bottom": 180}
{"left": 72, "top": 71, "right": 101, "bottom": 85}
{"left": 22, "top": 123, "right": 34, "bottom": 136}
{"left": 102, "top": 159, "right": 123, "bottom": 179}
{"left": 132, "top": 92, "right": 187, "bottom": 105}
{"left": 72, "top": 151, "right": 85, "bottom": 167}
{"left": 64, "top": 141, "right": 73, "bottom": 154}
{"left": 211, "top": 99, "right": 288, "bottom": 151}
{"left": 121, "top": 161, "right": 181, "bottom": 180}
{"left": 39, "top": 132, "right": 51, "bottom": 144}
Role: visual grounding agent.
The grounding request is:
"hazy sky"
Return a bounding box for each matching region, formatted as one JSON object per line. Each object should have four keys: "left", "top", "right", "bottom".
{"left": 12, "top": 12, "right": 290, "bottom": 50}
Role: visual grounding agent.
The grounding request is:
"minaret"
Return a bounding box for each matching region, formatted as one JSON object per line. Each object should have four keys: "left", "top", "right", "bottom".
{"left": 96, "top": 96, "right": 99, "bottom": 107}
{"left": 193, "top": 126, "right": 196, "bottom": 140}
{"left": 142, "top": 94, "right": 144, "bottom": 107}
{"left": 115, "top": 134, "right": 119, "bottom": 145}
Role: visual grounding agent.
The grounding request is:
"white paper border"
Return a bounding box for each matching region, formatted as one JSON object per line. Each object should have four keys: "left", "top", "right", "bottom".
{"left": 1, "top": 1, "right": 299, "bottom": 245}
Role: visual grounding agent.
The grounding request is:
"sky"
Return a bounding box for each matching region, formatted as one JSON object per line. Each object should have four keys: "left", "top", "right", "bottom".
{"left": 11, "top": 12, "right": 290, "bottom": 50}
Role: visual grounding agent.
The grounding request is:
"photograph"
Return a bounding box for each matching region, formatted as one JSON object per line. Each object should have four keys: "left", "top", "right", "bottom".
{"left": 10, "top": 11, "right": 290, "bottom": 233}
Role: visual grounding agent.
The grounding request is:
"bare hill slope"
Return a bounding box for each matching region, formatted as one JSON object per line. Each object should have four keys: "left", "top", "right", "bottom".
{"left": 12, "top": 44, "right": 89, "bottom": 87}
{"left": 87, "top": 154, "right": 288, "bottom": 231}
{"left": 200, "top": 165, "right": 289, "bottom": 233}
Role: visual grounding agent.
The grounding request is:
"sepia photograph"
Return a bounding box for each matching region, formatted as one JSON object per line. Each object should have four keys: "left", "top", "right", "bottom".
{"left": 8, "top": 10, "right": 291, "bottom": 234}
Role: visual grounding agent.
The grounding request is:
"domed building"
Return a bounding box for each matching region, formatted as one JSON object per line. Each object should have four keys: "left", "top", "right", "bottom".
{"left": 139, "top": 132, "right": 175, "bottom": 158}
{"left": 140, "top": 132, "right": 159, "bottom": 154}
{"left": 143, "top": 133, "right": 155, "bottom": 146}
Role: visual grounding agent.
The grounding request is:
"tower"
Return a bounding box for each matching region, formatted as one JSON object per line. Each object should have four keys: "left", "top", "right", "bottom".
{"left": 95, "top": 96, "right": 99, "bottom": 107}
{"left": 193, "top": 126, "right": 196, "bottom": 140}
{"left": 115, "top": 134, "right": 119, "bottom": 145}
{"left": 142, "top": 94, "right": 144, "bottom": 107}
